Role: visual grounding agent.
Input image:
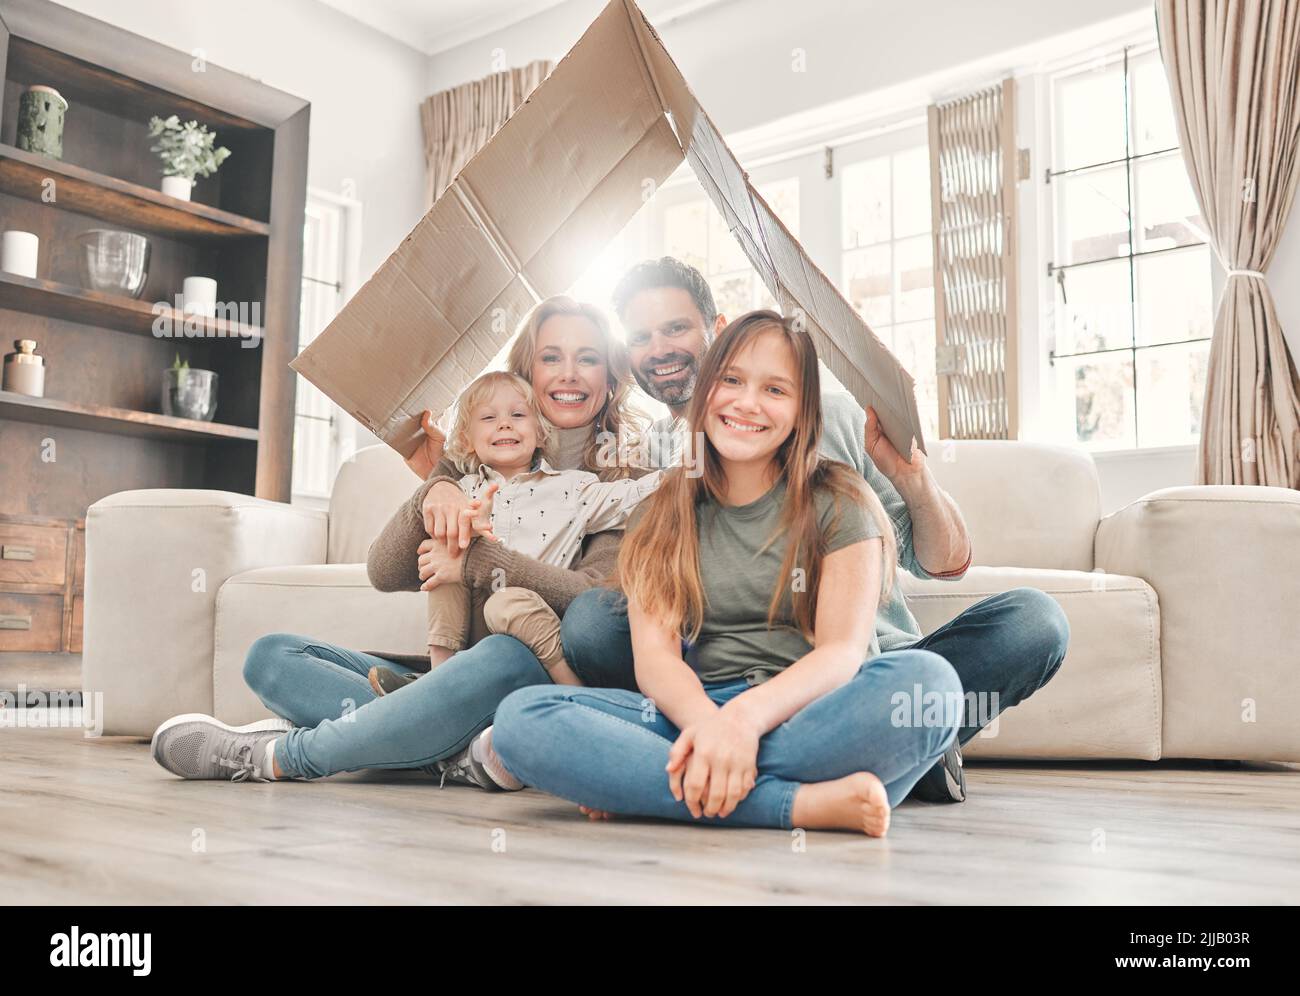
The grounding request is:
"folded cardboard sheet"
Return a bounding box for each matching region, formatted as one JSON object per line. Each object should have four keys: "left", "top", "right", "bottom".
{"left": 292, "top": 0, "right": 926, "bottom": 459}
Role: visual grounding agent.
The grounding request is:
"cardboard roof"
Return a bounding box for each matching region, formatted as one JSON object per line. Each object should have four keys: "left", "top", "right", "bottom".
{"left": 291, "top": 0, "right": 925, "bottom": 460}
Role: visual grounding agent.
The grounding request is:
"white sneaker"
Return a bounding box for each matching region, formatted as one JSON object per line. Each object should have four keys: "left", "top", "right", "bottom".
{"left": 151, "top": 713, "right": 293, "bottom": 781}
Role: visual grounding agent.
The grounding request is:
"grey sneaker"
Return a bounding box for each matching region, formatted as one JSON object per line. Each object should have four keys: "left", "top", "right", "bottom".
{"left": 151, "top": 713, "right": 293, "bottom": 782}
{"left": 908, "top": 741, "right": 967, "bottom": 803}
{"left": 430, "top": 726, "right": 520, "bottom": 791}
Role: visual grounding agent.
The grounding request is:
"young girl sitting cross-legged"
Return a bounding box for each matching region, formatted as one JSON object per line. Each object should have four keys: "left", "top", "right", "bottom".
{"left": 368, "top": 369, "right": 661, "bottom": 696}
{"left": 491, "top": 311, "right": 963, "bottom": 836}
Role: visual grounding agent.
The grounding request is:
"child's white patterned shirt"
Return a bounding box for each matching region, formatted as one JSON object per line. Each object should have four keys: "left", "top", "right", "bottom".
{"left": 458, "top": 459, "right": 662, "bottom": 568}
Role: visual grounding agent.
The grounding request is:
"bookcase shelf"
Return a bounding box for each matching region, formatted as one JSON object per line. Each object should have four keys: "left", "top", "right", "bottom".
{"left": 0, "top": 0, "right": 307, "bottom": 516}
{"left": 0, "top": 388, "right": 260, "bottom": 443}
{"left": 0, "top": 270, "right": 264, "bottom": 341}
{"left": 0, "top": 142, "right": 271, "bottom": 241}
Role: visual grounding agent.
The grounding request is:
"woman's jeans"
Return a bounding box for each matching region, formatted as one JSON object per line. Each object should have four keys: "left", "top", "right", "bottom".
{"left": 242, "top": 632, "right": 550, "bottom": 779}
{"left": 493, "top": 649, "right": 962, "bottom": 829}
{"left": 560, "top": 585, "right": 1070, "bottom": 747}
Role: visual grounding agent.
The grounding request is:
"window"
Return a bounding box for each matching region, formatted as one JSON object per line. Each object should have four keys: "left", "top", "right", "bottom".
{"left": 293, "top": 192, "right": 357, "bottom": 502}
{"left": 661, "top": 177, "right": 801, "bottom": 320}
{"left": 1047, "top": 46, "right": 1212, "bottom": 450}
{"left": 840, "top": 145, "right": 939, "bottom": 443}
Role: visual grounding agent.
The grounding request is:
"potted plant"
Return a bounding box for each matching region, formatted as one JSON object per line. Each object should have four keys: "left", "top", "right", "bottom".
{"left": 148, "top": 115, "right": 231, "bottom": 201}
{"left": 162, "top": 354, "right": 219, "bottom": 422}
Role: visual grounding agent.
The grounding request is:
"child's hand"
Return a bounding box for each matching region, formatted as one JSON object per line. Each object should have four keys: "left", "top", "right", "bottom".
{"left": 458, "top": 482, "right": 499, "bottom": 544}
{"left": 417, "top": 537, "right": 463, "bottom": 590}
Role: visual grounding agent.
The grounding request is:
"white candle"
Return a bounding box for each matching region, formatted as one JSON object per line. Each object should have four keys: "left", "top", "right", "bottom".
{"left": 182, "top": 276, "right": 218, "bottom": 318}
{"left": 1, "top": 231, "right": 39, "bottom": 279}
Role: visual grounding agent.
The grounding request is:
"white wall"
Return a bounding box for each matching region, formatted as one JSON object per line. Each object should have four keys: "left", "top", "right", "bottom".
{"left": 1272, "top": 220, "right": 1300, "bottom": 365}
{"left": 429, "top": 0, "right": 1152, "bottom": 132}
{"left": 52, "top": 0, "right": 429, "bottom": 279}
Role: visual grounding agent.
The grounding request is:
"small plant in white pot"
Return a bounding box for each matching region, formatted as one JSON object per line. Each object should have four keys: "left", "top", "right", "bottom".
{"left": 148, "top": 115, "right": 231, "bottom": 201}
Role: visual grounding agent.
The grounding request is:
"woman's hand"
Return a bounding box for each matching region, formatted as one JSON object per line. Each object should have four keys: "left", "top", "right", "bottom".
{"left": 417, "top": 537, "right": 464, "bottom": 591}
{"left": 421, "top": 482, "right": 478, "bottom": 553}
{"left": 404, "top": 410, "right": 447, "bottom": 481}
{"left": 666, "top": 706, "right": 760, "bottom": 819}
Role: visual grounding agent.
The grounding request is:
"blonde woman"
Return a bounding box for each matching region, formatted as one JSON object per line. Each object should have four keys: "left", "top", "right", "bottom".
{"left": 492, "top": 312, "right": 963, "bottom": 836}
{"left": 150, "top": 297, "right": 654, "bottom": 790}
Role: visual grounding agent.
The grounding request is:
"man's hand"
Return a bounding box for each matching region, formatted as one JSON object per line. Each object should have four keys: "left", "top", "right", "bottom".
{"left": 666, "top": 707, "right": 760, "bottom": 820}
{"left": 417, "top": 537, "right": 464, "bottom": 591}
{"left": 865, "top": 405, "right": 926, "bottom": 485}
{"left": 866, "top": 407, "right": 971, "bottom": 575}
{"left": 404, "top": 410, "right": 447, "bottom": 481}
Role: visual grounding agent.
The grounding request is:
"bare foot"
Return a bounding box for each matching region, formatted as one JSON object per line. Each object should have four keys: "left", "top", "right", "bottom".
{"left": 578, "top": 804, "right": 615, "bottom": 821}
{"left": 791, "top": 772, "right": 891, "bottom": 837}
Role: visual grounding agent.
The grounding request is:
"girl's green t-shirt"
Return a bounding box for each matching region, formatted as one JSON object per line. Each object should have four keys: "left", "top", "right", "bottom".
{"left": 686, "top": 475, "right": 880, "bottom": 685}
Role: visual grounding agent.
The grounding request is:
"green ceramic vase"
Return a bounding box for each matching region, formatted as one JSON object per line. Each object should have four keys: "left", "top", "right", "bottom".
{"left": 16, "top": 86, "right": 68, "bottom": 160}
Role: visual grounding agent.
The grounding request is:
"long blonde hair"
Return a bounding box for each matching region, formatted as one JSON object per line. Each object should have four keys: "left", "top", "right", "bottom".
{"left": 506, "top": 295, "right": 645, "bottom": 479}
{"left": 617, "top": 311, "right": 896, "bottom": 641}
{"left": 443, "top": 370, "right": 551, "bottom": 475}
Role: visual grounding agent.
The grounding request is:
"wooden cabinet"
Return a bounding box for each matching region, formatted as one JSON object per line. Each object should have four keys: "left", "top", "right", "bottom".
{"left": 0, "top": 513, "right": 82, "bottom": 653}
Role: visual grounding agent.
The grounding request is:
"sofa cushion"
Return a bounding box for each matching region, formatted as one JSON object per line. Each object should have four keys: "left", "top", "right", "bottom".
{"left": 327, "top": 445, "right": 424, "bottom": 565}
{"left": 83, "top": 490, "right": 327, "bottom": 735}
{"left": 214, "top": 562, "right": 428, "bottom": 725}
{"left": 1096, "top": 485, "right": 1300, "bottom": 761}
{"left": 926, "top": 440, "right": 1101, "bottom": 571}
{"left": 901, "top": 566, "right": 1161, "bottom": 760}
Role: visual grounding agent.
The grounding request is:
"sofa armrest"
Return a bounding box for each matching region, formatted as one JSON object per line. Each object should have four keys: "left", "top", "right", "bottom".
{"left": 83, "top": 490, "right": 328, "bottom": 736}
{"left": 1095, "top": 485, "right": 1300, "bottom": 761}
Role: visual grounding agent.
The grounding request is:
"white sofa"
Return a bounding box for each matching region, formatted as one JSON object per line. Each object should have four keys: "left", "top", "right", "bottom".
{"left": 83, "top": 441, "right": 1300, "bottom": 761}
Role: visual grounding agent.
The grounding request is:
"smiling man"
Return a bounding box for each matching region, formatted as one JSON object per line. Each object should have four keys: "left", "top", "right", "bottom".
{"left": 559, "top": 256, "right": 1070, "bottom": 804}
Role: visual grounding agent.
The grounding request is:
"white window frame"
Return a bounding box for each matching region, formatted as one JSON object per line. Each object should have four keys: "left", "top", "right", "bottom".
{"left": 1027, "top": 32, "right": 1222, "bottom": 458}
{"left": 831, "top": 123, "right": 937, "bottom": 441}
{"left": 292, "top": 187, "right": 363, "bottom": 508}
{"left": 641, "top": 119, "right": 937, "bottom": 437}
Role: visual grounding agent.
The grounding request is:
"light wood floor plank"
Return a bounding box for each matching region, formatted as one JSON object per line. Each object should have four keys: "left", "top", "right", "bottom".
{"left": 2, "top": 727, "right": 1297, "bottom": 904}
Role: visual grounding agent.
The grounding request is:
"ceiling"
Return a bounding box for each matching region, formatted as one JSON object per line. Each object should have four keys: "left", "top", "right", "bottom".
{"left": 314, "top": 0, "right": 574, "bottom": 55}
{"left": 316, "top": 0, "right": 727, "bottom": 55}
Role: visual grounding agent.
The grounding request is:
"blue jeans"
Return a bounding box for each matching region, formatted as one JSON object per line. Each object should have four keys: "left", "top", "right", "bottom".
{"left": 560, "top": 585, "right": 1069, "bottom": 746}
{"left": 242, "top": 632, "right": 550, "bottom": 779}
{"left": 492, "top": 649, "right": 962, "bottom": 828}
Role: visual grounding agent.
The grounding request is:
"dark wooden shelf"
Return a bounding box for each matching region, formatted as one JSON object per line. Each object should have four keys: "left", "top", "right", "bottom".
{"left": 0, "top": 389, "right": 259, "bottom": 443}
{"left": 0, "top": 0, "right": 309, "bottom": 515}
{"left": 0, "top": 271, "right": 263, "bottom": 343}
{"left": 0, "top": 144, "right": 270, "bottom": 241}
{"left": 5, "top": 36, "right": 266, "bottom": 132}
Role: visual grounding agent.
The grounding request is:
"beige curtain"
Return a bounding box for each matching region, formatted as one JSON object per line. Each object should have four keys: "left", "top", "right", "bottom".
{"left": 1156, "top": 0, "right": 1300, "bottom": 487}
{"left": 420, "top": 59, "right": 553, "bottom": 208}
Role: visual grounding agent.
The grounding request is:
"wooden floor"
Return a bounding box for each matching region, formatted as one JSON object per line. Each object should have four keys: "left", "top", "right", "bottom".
{"left": 3, "top": 721, "right": 1298, "bottom": 904}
